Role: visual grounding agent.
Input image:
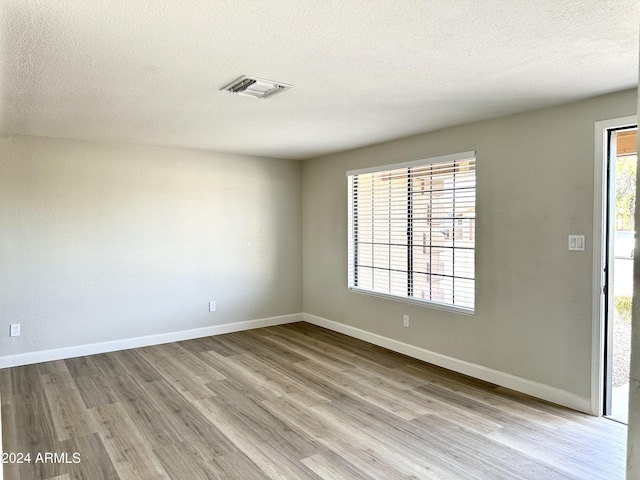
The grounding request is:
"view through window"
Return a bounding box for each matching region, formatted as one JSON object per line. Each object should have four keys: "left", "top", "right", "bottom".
{"left": 347, "top": 152, "right": 476, "bottom": 312}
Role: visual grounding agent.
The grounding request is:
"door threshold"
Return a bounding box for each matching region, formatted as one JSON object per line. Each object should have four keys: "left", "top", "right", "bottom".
{"left": 604, "top": 415, "right": 628, "bottom": 426}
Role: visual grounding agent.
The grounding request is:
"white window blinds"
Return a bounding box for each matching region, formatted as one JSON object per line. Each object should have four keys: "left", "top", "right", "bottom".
{"left": 347, "top": 151, "right": 476, "bottom": 312}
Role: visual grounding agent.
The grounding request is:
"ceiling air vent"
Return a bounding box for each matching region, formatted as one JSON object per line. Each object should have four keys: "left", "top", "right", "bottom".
{"left": 221, "top": 76, "right": 293, "bottom": 99}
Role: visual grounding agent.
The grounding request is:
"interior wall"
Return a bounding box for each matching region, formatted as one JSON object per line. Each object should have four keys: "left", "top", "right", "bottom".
{"left": 0, "top": 136, "right": 302, "bottom": 359}
{"left": 626, "top": 82, "right": 640, "bottom": 477}
{"left": 302, "top": 88, "right": 637, "bottom": 403}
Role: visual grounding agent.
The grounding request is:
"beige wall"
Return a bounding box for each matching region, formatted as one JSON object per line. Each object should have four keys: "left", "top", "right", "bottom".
{"left": 303, "top": 89, "right": 637, "bottom": 402}
{"left": 627, "top": 84, "right": 640, "bottom": 477}
{"left": 0, "top": 136, "right": 302, "bottom": 358}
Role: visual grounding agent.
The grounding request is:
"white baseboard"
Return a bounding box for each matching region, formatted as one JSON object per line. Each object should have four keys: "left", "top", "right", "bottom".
{"left": 303, "top": 313, "right": 592, "bottom": 414}
{"left": 0, "top": 313, "right": 302, "bottom": 370}
{"left": 0, "top": 311, "right": 591, "bottom": 414}
{"left": 0, "top": 386, "right": 3, "bottom": 480}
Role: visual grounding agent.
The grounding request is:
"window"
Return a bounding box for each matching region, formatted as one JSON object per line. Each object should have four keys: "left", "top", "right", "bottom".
{"left": 347, "top": 151, "right": 476, "bottom": 313}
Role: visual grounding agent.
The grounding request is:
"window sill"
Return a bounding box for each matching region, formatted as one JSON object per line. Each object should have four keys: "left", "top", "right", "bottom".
{"left": 348, "top": 287, "right": 475, "bottom": 316}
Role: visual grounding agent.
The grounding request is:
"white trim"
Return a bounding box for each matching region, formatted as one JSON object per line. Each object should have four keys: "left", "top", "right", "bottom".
{"left": 0, "top": 314, "right": 302, "bottom": 369}
{"left": 346, "top": 150, "right": 476, "bottom": 176}
{"left": 592, "top": 115, "right": 638, "bottom": 416}
{"left": 304, "top": 313, "right": 592, "bottom": 414}
{"left": 348, "top": 287, "right": 474, "bottom": 315}
{"left": 0, "top": 383, "right": 3, "bottom": 480}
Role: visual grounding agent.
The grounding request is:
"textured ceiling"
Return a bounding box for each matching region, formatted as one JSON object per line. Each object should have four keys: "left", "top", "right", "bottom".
{"left": 0, "top": 0, "right": 638, "bottom": 160}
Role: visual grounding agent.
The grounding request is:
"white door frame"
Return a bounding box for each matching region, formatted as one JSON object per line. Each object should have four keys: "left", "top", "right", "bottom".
{"left": 592, "top": 114, "right": 637, "bottom": 416}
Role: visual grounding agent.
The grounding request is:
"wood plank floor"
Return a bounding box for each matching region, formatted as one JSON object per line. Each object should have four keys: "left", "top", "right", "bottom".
{"left": 0, "top": 322, "right": 627, "bottom": 480}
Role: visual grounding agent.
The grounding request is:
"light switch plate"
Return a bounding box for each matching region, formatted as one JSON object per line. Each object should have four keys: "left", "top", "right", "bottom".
{"left": 568, "top": 235, "right": 585, "bottom": 251}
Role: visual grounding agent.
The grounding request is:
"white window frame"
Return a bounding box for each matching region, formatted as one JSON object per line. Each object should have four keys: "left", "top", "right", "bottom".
{"left": 347, "top": 151, "right": 476, "bottom": 315}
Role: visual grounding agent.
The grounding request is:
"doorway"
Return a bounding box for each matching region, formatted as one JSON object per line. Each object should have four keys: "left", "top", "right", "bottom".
{"left": 603, "top": 124, "right": 637, "bottom": 422}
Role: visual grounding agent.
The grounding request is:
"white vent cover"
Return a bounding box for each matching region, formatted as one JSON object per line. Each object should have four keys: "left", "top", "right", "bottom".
{"left": 221, "top": 76, "right": 293, "bottom": 99}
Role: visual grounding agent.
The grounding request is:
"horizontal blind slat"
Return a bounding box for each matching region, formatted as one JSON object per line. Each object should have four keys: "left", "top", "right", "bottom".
{"left": 349, "top": 154, "right": 476, "bottom": 311}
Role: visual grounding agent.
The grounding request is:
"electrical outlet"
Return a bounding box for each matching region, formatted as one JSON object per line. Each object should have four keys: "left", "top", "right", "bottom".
{"left": 209, "top": 301, "right": 216, "bottom": 312}
{"left": 10, "top": 323, "right": 20, "bottom": 337}
{"left": 403, "top": 315, "right": 410, "bottom": 328}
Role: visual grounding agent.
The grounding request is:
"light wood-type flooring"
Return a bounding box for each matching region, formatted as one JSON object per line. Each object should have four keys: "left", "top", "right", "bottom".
{"left": 0, "top": 322, "right": 627, "bottom": 479}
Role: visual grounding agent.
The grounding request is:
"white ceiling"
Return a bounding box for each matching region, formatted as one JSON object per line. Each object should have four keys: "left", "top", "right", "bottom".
{"left": 0, "top": 0, "right": 638, "bottom": 160}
